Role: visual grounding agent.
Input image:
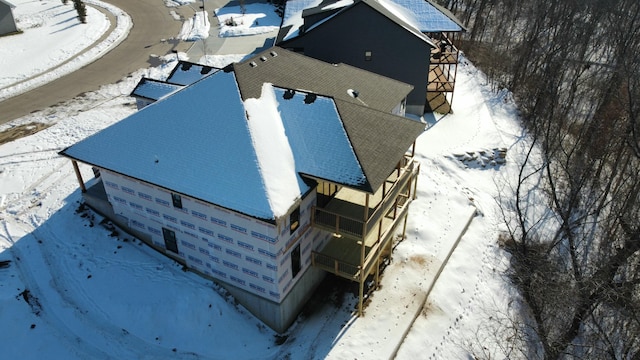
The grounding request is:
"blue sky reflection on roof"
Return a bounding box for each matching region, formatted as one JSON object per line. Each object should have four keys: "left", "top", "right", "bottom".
{"left": 274, "top": 87, "right": 366, "bottom": 187}
{"left": 62, "top": 71, "right": 369, "bottom": 221}
{"left": 63, "top": 71, "right": 275, "bottom": 220}
{"left": 130, "top": 78, "right": 183, "bottom": 102}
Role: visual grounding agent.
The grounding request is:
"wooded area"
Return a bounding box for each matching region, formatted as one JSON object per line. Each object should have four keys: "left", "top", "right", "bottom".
{"left": 441, "top": 0, "right": 640, "bottom": 358}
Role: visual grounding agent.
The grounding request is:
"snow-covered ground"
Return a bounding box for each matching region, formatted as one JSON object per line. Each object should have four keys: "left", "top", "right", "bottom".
{"left": 0, "top": 1, "right": 528, "bottom": 359}
{"left": 0, "top": 0, "right": 131, "bottom": 101}
{"left": 215, "top": 2, "right": 280, "bottom": 37}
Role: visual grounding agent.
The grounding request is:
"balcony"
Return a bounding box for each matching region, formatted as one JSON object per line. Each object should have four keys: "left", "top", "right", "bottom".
{"left": 427, "top": 37, "right": 460, "bottom": 114}
{"left": 310, "top": 156, "right": 420, "bottom": 313}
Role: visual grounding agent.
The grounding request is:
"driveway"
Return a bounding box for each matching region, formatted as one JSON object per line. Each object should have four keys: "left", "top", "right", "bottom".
{"left": 0, "top": 0, "right": 195, "bottom": 125}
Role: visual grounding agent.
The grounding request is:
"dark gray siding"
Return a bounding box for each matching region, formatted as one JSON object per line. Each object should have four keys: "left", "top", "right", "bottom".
{"left": 0, "top": 1, "right": 18, "bottom": 35}
{"left": 282, "top": 2, "right": 431, "bottom": 114}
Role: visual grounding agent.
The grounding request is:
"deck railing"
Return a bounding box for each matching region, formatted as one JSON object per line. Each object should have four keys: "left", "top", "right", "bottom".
{"left": 311, "top": 252, "right": 360, "bottom": 280}
{"left": 310, "top": 159, "right": 420, "bottom": 280}
{"left": 312, "top": 159, "right": 417, "bottom": 241}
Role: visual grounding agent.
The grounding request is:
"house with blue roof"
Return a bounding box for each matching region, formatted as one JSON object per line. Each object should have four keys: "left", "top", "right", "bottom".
{"left": 60, "top": 48, "right": 425, "bottom": 332}
{"left": 276, "top": 0, "right": 466, "bottom": 114}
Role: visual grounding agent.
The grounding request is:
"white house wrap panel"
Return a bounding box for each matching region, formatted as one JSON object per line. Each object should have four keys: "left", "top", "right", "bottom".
{"left": 100, "top": 170, "right": 330, "bottom": 303}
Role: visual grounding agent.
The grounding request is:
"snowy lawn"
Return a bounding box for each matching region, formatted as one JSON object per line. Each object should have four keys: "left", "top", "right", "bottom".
{"left": 0, "top": 0, "right": 130, "bottom": 101}
{"left": 215, "top": 2, "right": 280, "bottom": 37}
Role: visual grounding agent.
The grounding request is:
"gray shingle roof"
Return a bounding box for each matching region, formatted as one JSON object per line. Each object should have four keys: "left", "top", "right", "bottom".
{"left": 235, "top": 47, "right": 425, "bottom": 193}
{"left": 233, "top": 47, "right": 413, "bottom": 113}
{"left": 333, "top": 98, "right": 425, "bottom": 192}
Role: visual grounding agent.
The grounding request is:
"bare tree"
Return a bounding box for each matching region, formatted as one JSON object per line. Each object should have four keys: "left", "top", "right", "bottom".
{"left": 435, "top": 0, "right": 640, "bottom": 357}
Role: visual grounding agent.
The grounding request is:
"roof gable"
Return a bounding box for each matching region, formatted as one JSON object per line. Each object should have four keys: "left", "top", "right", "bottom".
{"left": 130, "top": 78, "right": 183, "bottom": 102}
{"left": 335, "top": 99, "right": 425, "bottom": 192}
{"left": 166, "top": 61, "right": 220, "bottom": 86}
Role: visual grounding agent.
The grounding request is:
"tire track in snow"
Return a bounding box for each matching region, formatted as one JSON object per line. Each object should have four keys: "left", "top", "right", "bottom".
{"left": 0, "top": 156, "right": 208, "bottom": 360}
{"left": 27, "top": 216, "right": 207, "bottom": 359}
{"left": 1, "top": 220, "right": 113, "bottom": 359}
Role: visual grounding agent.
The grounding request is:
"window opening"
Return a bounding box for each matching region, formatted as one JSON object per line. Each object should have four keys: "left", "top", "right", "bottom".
{"left": 171, "top": 193, "right": 182, "bottom": 209}
{"left": 290, "top": 206, "right": 300, "bottom": 234}
{"left": 162, "top": 227, "right": 179, "bottom": 254}
{"left": 291, "top": 244, "right": 301, "bottom": 278}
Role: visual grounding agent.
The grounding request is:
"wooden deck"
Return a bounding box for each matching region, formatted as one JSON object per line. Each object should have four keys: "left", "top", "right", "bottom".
{"left": 426, "top": 92, "right": 452, "bottom": 114}
{"left": 426, "top": 42, "right": 459, "bottom": 114}
{"left": 428, "top": 65, "right": 455, "bottom": 93}
{"left": 311, "top": 159, "right": 419, "bottom": 279}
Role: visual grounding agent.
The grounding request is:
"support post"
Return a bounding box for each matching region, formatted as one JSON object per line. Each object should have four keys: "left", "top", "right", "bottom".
{"left": 71, "top": 160, "right": 86, "bottom": 193}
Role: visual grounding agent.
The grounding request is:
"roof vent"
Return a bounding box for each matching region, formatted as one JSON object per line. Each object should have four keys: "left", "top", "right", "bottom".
{"left": 304, "top": 93, "right": 317, "bottom": 104}
{"left": 260, "top": 56, "right": 268, "bottom": 62}
{"left": 347, "top": 89, "right": 359, "bottom": 98}
{"left": 283, "top": 89, "right": 295, "bottom": 100}
{"left": 270, "top": 51, "right": 278, "bottom": 57}
{"left": 181, "top": 63, "right": 192, "bottom": 71}
{"left": 249, "top": 61, "right": 257, "bottom": 68}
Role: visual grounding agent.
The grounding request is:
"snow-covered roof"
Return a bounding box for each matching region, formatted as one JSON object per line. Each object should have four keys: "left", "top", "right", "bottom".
{"left": 391, "top": 0, "right": 465, "bottom": 32}
{"left": 165, "top": 61, "right": 220, "bottom": 86}
{"left": 279, "top": 0, "right": 322, "bottom": 41}
{"left": 278, "top": 0, "right": 463, "bottom": 43}
{"left": 62, "top": 50, "right": 424, "bottom": 220}
{"left": 63, "top": 71, "right": 277, "bottom": 220}
{"left": 235, "top": 48, "right": 425, "bottom": 193}
{"left": 130, "top": 78, "right": 183, "bottom": 102}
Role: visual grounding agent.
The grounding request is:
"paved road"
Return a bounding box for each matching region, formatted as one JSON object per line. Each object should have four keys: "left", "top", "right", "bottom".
{"left": 0, "top": 0, "right": 196, "bottom": 125}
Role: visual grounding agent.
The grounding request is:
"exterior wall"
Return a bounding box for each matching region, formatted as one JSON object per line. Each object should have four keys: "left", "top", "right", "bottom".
{"left": 273, "top": 186, "right": 321, "bottom": 298}
{"left": 0, "top": 2, "right": 18, "bottom": 35}
{"left": 98, "top": 170, "right": 332, "bottom": 309}
{"left": 100, "top": 170, "right": 283, "bottom": 302}
{"left": 282, "top": 3, "right": 432, "bottom": 115}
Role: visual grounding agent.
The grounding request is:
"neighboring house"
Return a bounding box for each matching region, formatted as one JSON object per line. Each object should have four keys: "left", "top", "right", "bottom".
{"left": 0, "top": 0, "right": 18, "bottom": 36}
{"left": 60, "top": 47, "right": 425, "bottom": 333}
{"left": 391, "top": 0, "right": 466, "bottom": 113}
{"left": 131, "top": 61, "right": 220, "bottom": 109}
{"left": 276, "top": 0, "right": 465, "bottom": 114}
{"left": 165, "top": 60, "right": 219, "bottom": 85}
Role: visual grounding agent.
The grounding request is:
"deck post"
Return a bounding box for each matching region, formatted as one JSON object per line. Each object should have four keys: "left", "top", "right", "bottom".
{"left": 358, "top": 279, "right": 364, "bottom": 316}
{"left": 364, "top": 193, "right": 370, "bottom": 220}
{"left": 375, "top": 257, "right": 380, "bottom": 288}
{"left": 71, "top": 160, "right": 86, "bottom": 193}
{"left": 402, "top": 212, "right": 409, "bottom": 242}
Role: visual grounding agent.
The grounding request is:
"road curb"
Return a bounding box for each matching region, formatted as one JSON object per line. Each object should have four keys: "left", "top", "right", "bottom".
{"left": 0, "top": 0, "right": 132, "bottom": 102}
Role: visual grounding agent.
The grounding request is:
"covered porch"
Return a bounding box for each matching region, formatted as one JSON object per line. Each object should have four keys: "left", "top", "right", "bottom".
{"left": 310, "top": 155, "right": 420, "bottom": 315}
